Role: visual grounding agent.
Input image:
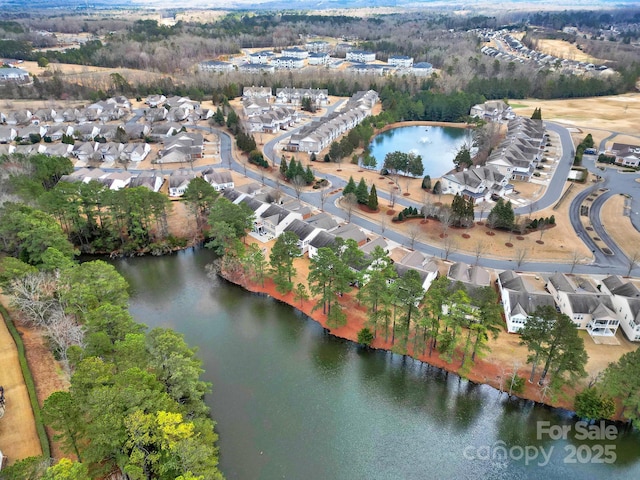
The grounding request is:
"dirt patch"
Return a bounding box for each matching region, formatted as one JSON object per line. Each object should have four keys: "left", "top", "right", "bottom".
{"left": 17, "top": 323, "right": 70, "bottom": 460}
{"left": 535, "top": 39, "right": 602, "bottom": 64}
{"left": 0, "top": 308, "right": 43, "bottom": 465}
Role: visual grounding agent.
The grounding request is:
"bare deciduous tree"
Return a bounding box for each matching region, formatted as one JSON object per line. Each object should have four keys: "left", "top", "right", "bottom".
{"left": 389, "top": 188, "right": 397, "bottom": 208}
{"left": 407, "top": 223, "right": 422, "bottom": 249}
{"left": 7, "top": 272, "right": 58, "bottom": 327}
{"left": 320, "top": 185, "right": 329, "bottom": 211}
{"left": 474, "top": 241, "right": 487, "bottom": 265}
{"left": 291, "top": 175, "right": 306, "bottom": 201}
{"left": 570, "top": 249, "right": 581, "bottom": 274}
{"left": 627, "top": 251, "right": 640, "bottom": 277}
{"left": 380, "top": 214, "right": 388, "bottom": 235}
{"left": 343, "top": 192, "right": 358, "bottom": 223}
{"left": 515, "top": 248, "right": 528, "bottom": 269}
{"left": 438, "top": 207, "right": 453, "bottom": 238}
{"left": 442, "top": 236, "right": 458, "bottom": 261}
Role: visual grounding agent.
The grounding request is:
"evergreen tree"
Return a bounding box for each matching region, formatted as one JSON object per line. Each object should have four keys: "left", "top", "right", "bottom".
{"left": 343, "top": 176, "right": 357, "bottom": 196}
{"left": 421, "top": 175, "right": 432, "bottom": 190}
{"left": 304, "top": 165, "right": 315, "bottom": 185}
{"left": 367, "top": 184, "right": 379, "bottom": 211}
{"left": 531, "top": 107, "right": 542, "bottom": 120}
{"left": 279, "top": 156, "right": 288, "bottom": 178}
{"left": 355, "top": 177, "right": 369, "bottom": 204}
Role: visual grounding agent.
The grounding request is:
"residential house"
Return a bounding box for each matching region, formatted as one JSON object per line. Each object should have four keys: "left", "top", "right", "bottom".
{"left": 308, "top": 52, "right": 330, "bottom": 65}
{"left": 275, "top": 88, "right": 329, "bottom": 106}
{"left": 284, "top": 219, "right": 321, "bottom": 253}
{"left": 18, "top": 124, "right": 48, "bottom": 140}
{"left": 249, "top": 51, "right": 275, "bottom": 64}
{"left": 71, "top": 124, "right": 100, "bottom": 141}
{"left": 31, "top": 108, "right": 57, "bottom": 124}
{"left": 104, "top": 171, "right": 133, "bottom": 191}
{"left": 130, "top": 171, "right": 164, "bottom": 192}
{"left": 155, "top": 149, "right": 190, "bottom": 164}
{"left": 412, "top": 62, "right": 433, "bottom": 76}
{"left": 0, "top": 144, "right": 15, "bottom": 155}
{"left": 202, "top": 168, "right": 234, "bottom": 191}
{"left": 272, "top": 56, "right": 305, "bottom": 70}
{"left": 243, "top": 97, "right": 271, "bottom": 118}
{"left": 71, "top": 142, "right": 98, "bottom": 163}
{"left": 145, "top": 108, "right": 168, "bottom": 123}
{"left": 95, "top": 142, "right": 124, "bottom": 164}
{"left": 107, "top": 96, "right": 132, "bottom": 110}
{"left": 440, "top": 165, "right": 511, "bottom": 204}
{"left": 123, "top": 123, "right": 150, "bottom": 140}
{"left": 308, "top": 231, "right": 337, "bottom": 259}
{"left": 13, "top": 144, "right": 40, "bottom": 156}
{"left": 546, "top": 273, "right": 619, "bottom": 338}
{"left": 149, "top": 123, "right": 181, "bottom": 140}
{"left": 259, "top": 204, "right": 302, "bottom": 238}
{"left": 242, "top": 86, "right": 273, "bottom": 100}
{"left": 447, "top": 262, "right": 491, "bottom": 287}
{"left": 610, "top": 143, "right": 640, "bottom": 168}
{"left": 5, "top": 109, "right": 32, "bottom": 126}
{"left": 0, "top": 67, "right": 30, "bottom": 83}
{"left": 329, "top": 223, "right": 367, "bottom": 246}
{"left": 346, "top": 50, "right": 376, "bottom": 63}
{"left": 168, "top": 170, "right": 197, "bottom": 197}
{"left": 121, "top": 143, "right": 151, "bottom": 163}
{"left": 600, "top": 276, "right": 640, "bottom": 342}
{"left": 359, "top": 236, "right": 389, "bottom": 256}
{"left": 39, "top": 143, "right": 73, "bottom": 157}
{"left": 282, "top": 47, "right": 308, "bottom": 59}
{"left": 470, "top": 100, "right": 514, "bottom": 122}
{"left": 162, "top": 132, "right": 204, "bottom": 159}
{"left": 394, "top": 249, "right": 439, "bottom": 291}
{"left": 349, "top": 64, "right": 387, "bottom": 75}
{"left": 46, "top": 124, "right": 73, "bottom": 142}
{"left": 305, "top": 212, "right": 339, "bottom": 231}
{"left": 498, "top": 270, "right": 555, "bottom": 333}
{"left": 305, "top": 40, "right": 329, "bottom": 52}
{"left": 0, "top": 126, "right": 17, "bottom": 143}
{"left": 60, "top": 108, "right": 80, "bottom": 123}
{"left": 199, "top": 60, "right": 234, "bottom": 73}
{"left": 146, "top": 94, "right": 167, "bottom": 108}
{"left": 388, "top": 55, "right": 414, "bottom": 68}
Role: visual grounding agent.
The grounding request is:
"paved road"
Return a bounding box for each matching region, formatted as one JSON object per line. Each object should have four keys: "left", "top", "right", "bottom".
{"left": 91, "top": 108, "right": 640, "bottom": 276}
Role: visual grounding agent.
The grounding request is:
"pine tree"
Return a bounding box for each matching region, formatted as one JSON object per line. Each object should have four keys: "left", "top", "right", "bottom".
{"left": 355, "top": 177, "right": 369, "bottom": 204}
{"left": 304, "top": 166, "right": 315, "bottom": 185}
{"left": 367, "top": 184, "right": 379, "bottom": 211}
{"left": 343, "top": 176, "right": 357, "bottom": 196}
{"left": 280, "top": 157, "right": 288, "bottom": 178}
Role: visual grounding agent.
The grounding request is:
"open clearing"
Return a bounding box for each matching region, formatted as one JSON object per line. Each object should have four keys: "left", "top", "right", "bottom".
{"left": 510, "top": 93, "right": 640, "bottom": 146}
{"left": 535, "top": 38, "right": 603, "bottom": 64}
{"left": 600, "top": 194, "right": 640, "bottom": 259}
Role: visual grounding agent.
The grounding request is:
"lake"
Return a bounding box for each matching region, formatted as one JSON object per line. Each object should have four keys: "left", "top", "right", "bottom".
{"left": 113, "top": 249, "right": 640, "bottom": 480}
{"left": 369, "top": 125, "right": 473, "bottom": 177}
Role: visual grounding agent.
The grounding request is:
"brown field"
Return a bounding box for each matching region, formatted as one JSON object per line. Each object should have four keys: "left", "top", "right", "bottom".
{"left": 510, "top": 94, "right": 640, "bottom": 146}
{"left": 0, "top": 310, "right": 43, "bottom": 465}
{"left": 536, "top": 38, "right": 603, "bottom": 64}
{"left": 600, "top": 194, "right": 640, "bottom": 259}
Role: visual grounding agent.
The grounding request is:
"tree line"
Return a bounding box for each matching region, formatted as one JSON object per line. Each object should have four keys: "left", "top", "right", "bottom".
{"left": 0, "top": 228, "right": 224, "bottom": 479}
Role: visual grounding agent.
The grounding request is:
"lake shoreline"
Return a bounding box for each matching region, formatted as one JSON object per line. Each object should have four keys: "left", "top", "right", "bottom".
{"left": 218, "top": 269, "right": 581, "bottom": 415}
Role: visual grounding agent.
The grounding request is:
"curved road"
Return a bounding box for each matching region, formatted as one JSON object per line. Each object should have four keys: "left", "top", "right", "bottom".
{"left": 101, "top": 109, "right": 640, "bottom": 276}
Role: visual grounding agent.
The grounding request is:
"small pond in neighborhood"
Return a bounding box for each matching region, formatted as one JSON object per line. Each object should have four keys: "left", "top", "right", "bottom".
{"left": 368, "top": 125, "right": 472, "bottom": 177}
{"left": 112, "top": 249, "right": 640, "bottom": 480}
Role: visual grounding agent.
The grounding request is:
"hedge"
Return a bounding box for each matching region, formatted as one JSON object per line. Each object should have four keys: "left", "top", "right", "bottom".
{"left": 0, "top": 304, "right": 51, "bottom": 459}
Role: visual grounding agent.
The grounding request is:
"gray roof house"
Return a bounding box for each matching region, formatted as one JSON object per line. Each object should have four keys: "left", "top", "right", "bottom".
{"left": 498, "top": 270, "right": 555, "bottom": 333}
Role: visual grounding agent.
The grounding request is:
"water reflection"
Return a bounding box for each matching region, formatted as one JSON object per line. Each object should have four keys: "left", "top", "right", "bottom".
{"left": 112, "top": 250, "right": 640, "bottom": 480}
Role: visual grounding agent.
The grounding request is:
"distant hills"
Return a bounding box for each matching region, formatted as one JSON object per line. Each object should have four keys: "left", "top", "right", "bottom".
{"left": 1, "top": 0, "right": 636, "bottom": 12}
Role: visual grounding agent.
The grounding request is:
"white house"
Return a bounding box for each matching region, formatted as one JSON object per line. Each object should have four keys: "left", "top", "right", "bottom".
{"left": 272, "top": 56, "right": 305, "bottom": 69}
{"left": 440, "top": 165, "right": 510, "bottom": 204}
{"left": 282, "top": 47, "right": 308, "bottom": 59}
{"left": 388, "top": 55, "right": 414, "bottom": 68}
{"left": 346, "top": 50, "right": 376, "bottom": 63}
{"left": 121, "top": 143, "right": 151, "bottom": 163}
{"left": 257, "top": 204, "right": 303, "bottom": 238}
{"left": 202, "top": 168, "right": 234, "bottom": 191}
{"left": 168, "top": 170, "right": 197, "bottom": 197}
{"left": 394, "top": 249, "right": 439, "bottom": 292}
{"left": 412, "top": 62, "right": 433, "bottom": 76}
{"left": 498, "top": 270, "right": 555, "bottom": 333}
{"left": 146, "top": 94, "right": 167, "bottom": 108}
{"left": 305, "top": 40, "right": 329, "bottom": 52}
{"left": 249, "top": 51, "right": 275, "bottom": 64}
{"left": 308, "top": 231, "right": 337, "bottom": 259}
{"left": 546, "top": 273, "right": 619, "bottom": 338}
{"left": 0, "top": 67, "right": 30, "bottom": 83}
{"left": 600, "top": 276, "right": 640, "bottom": 342}
{"left": 0, "top": 126, "right": 17, "bottom": 143}
{"left": 447, "top": 262, "right": 491, "bottom": 287}
{"left": 284, "top": 219, "right": 321, "bottom": 254}
{"left": 199, "top": 60, "right": 234, "bottom": 73}
{"left": 470, "top": 100, "right": 514, "bottom": 122}
{"left": 130, "top": 171, "right": 164, "bottom": 192}
{"left": 308, "top": 52, "right": 330, "bottom": 65}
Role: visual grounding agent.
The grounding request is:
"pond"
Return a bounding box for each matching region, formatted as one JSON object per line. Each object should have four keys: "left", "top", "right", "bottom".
{"left": 368, "top": 125, "right": 473, "bottom": 177}
{"left": 113, "top": 249, "right": 640, "bottom": 480}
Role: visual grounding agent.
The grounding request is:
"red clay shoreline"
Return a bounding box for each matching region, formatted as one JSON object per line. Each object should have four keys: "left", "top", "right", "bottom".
{"left": 218, "top": 270, "right": 579, "bottom": 413}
